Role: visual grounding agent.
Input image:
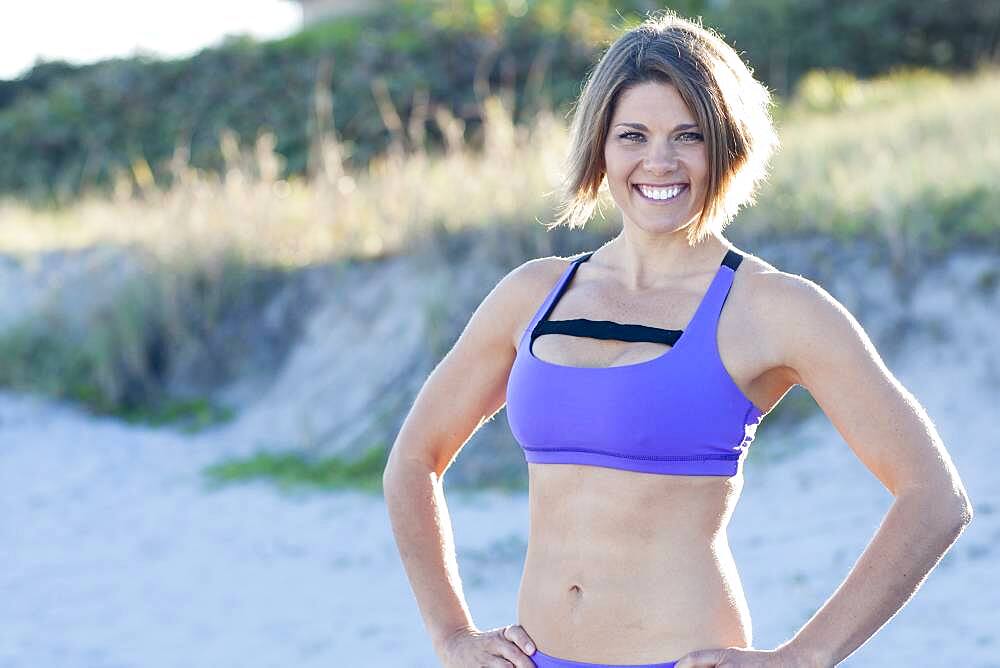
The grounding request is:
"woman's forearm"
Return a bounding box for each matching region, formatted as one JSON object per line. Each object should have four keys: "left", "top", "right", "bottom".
{"left": 777, "top": 490, "right": 973, "bottom": 666}
{"left": 383, "top": 459, "right": 476, "bottom": 656}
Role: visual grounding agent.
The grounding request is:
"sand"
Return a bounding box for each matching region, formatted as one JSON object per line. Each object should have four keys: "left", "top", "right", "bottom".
{"left": 1, "top": 248, "right": 997, "bottom": 667}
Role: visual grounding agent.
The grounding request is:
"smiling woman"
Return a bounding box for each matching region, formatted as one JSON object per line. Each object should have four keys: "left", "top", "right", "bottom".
{"left": 383, "top": 8, "right": 974, "bottom": 668}
{"left": 550, "top": 13, "right": 779, "bottom": 246}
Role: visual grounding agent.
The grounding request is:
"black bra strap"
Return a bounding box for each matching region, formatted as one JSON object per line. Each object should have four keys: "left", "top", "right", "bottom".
{"left": 532, "top": 248, "right": 744, "bottom": 346}
{"left": 533, "top": 318, "right": 682, "bottom": 346}
{"left": 722, "top": 249, "right": 743, "bottom": 271}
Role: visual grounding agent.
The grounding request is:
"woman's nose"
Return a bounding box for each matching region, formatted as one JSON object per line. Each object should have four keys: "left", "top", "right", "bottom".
{"left": 642, "top": 142, "right": 679, "bottom": 173}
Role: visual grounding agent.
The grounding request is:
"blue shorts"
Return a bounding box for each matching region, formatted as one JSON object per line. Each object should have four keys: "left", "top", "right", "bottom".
{"left": 530, "top": 647, "right": 678, "bottom": 667}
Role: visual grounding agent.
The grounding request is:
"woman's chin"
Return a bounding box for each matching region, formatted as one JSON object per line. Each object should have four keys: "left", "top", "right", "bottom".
{"left": 624, "top": 209, "right": 699, "bottom": 235}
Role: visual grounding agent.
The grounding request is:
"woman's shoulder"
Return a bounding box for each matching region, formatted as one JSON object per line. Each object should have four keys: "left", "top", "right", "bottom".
{"left": 732, "top": 249, "right": 831, "bottom": 308}
{"left": 731, "top": 248, "right": 865, "bottom": 363}
{"left": 504, "top": 252, "right": 587, "bottom": 293}
{"left": 496, "top": 253, "right": 587, "bottom": 347}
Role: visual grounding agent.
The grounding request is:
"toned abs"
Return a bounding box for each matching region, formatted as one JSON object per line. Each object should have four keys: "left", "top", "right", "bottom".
{"left": 517, "top": 464, "right": 753, "bottom": 663}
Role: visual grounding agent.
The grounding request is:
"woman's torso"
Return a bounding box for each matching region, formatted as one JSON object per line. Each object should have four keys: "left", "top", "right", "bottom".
{"left": 518, "top": 465, "right": 751, "bottom": 663}
{"left": 508, "top": 248, "right": 787, "bottom": 663}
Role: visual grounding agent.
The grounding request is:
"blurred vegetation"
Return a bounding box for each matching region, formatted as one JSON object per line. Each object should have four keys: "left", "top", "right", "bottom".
{"left": 0, "top": 247, "right": 296, "bottom": 423}
{"left": 0, "top": 63, "right": 997, "bottom": 432}
{"left": 0, "top": 0, "right": 997, "bottom": 445}
{"left": 741, "top": 66, "right": 1000, "bottom": 257}
{"left": 201, "top": 442, "right": 390, "bottom": 494}
{"left": 0, "top": 0, "right": 997, "bottom": 202}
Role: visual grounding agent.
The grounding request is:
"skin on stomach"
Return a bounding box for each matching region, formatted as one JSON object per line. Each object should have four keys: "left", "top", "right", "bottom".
{"left": 517, "top": 463, "right": 753, "bottom": 663}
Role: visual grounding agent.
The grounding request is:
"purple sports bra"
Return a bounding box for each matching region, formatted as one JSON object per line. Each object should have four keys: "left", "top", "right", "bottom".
{"left": 505, "top": 248, "right": 764, "bottom": 477}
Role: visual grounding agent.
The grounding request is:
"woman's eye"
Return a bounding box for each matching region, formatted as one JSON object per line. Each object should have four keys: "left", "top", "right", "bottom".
{"left": 617, "top": 131, "right": 703, "bottom": 142}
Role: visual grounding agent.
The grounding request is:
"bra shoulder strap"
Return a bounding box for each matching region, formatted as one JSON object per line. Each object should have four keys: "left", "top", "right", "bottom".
{"left": 519, "top": 253, "right": 592, "bottom": 346}
{"left": 683, "top": 248, "right": 745, "bottom": 346}
{"left": 721, "top": 249, "right": 743, "bottom": 271}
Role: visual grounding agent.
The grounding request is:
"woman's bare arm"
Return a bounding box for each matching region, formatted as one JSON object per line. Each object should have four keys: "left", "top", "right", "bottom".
{"left": 382, "top": 257, "right": 555, "bottom": 657}
{"left": 759, "top": 272, "right": 974, "bottom": 666}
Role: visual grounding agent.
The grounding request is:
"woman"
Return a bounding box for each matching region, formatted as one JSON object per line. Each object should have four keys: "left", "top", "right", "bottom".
{"left": 383, "top": 11, "right": 973, "bottom": 668}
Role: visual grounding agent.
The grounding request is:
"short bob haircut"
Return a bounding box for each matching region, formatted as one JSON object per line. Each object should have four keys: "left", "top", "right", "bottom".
{"left": 549, "top": 10, "right": 779, "bottom": 246}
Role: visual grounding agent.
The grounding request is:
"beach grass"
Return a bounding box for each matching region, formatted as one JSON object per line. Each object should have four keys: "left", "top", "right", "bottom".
{"left": 201, "top": 443, "right": 390, "bottom": 494}
{"left": 0, "top": 66, "right": 996, "bottom": 423}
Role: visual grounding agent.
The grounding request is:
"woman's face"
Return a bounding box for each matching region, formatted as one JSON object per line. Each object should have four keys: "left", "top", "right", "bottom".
{"left": 603, "top": 80, "right": 709, "bottom": 237}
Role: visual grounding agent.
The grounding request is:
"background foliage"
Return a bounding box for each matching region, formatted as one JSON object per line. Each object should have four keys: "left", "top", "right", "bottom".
{"left": 1, "top": 0, "right": 997, "bottom": 202}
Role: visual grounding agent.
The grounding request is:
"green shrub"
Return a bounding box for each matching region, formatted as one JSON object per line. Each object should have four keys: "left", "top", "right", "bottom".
{"left": 0, "top": 250, "right": 292, "bottom": 423}
{"left": 3, "top": 0, "right": 996, "bottom": 202}
{"left": 202, "top": 443, "right": 390, "bottom": 494}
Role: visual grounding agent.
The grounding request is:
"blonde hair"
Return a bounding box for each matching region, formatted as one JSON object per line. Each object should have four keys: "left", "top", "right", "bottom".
{"left": 549, "top": 10, "right": 779, "bottom": 245}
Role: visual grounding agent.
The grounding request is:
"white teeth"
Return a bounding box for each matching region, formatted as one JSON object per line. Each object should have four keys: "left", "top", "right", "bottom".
{"left": 636, "top": 184, "right": 684, "bottom": 200}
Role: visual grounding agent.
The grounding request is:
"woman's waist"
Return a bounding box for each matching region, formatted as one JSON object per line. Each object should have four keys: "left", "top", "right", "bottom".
{"left": 520, "top": 545, "right": 744, "bottom": 609}
{"left": 517, "top": 544, "right": 751, "bottom": 660}
{"left": 517, "top": 560, "right": 752, "bottom": 664}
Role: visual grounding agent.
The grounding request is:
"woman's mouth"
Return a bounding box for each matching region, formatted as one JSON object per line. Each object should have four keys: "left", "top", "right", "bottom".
{"left": 633, "top": 183, "right": 688, "bottom": 203}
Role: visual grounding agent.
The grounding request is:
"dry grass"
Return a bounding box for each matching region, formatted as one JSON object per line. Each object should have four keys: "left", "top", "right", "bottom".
{"left": 0, "top": 66, "right": 996, "bottom": 417}
{"left": 0, "top": 93, "right": 571, "bottom": 267}
{"left": 742, "top": 66, "right": 1000, "bottom": 253}
{"left": 3, "top": 66, "right": 997, "bottom": 264}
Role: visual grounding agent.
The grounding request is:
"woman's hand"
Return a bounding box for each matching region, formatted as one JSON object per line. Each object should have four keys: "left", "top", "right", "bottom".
{"left": 439, "top": 623, "right": 537, "bottom": 667}
{"left": 675, "top": 645, "right": 825, "bottom": 667}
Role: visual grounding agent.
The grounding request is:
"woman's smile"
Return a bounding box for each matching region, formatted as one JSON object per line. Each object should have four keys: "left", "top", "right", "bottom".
{"left": 632, "top": 182, "right": 688, "bottom": 204}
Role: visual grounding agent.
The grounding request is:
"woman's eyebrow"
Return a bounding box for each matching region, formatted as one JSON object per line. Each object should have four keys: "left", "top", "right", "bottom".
{"left": 615, "top": 122, "right": 699, "bottom": 131}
